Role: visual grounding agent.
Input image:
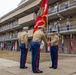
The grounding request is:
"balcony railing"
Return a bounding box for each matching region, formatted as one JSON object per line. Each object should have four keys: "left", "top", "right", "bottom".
{"left": 59, "top": 26, "right": 76, "bottom": 32}
{"left": 0, "top": 29, "right": 33, "bottom": 41}
{"left": 0, "top": 21, "right": 19, "bottom": 32}
{"left": 0, "top": 34, "right": 18, "bottom": 41}
{"left": 59, "top": 21, "right": 76, "bottom": 32}
{"left": 48, "top": 21, "right": 76, "bottom": 34}
{"left": 48, "top": 0, "right": 76, "bottom": 15}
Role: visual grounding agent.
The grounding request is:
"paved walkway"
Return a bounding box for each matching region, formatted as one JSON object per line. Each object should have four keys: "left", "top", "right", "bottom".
{"left": 0, "top": 56, "right": 76, "bottom": 75}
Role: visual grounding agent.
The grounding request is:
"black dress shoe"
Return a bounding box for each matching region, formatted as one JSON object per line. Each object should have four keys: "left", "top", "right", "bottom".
{"left": 20, "top": 67, "right": 25, "bottom": 69}
{"left": 38, "top": 70, "right": 43, "bottom": 73}
{"left": 33, "top": 70, "right": 43, "bottom": 73}
{"left": 49, "top": 66, "right": 53, "bottom": 68}
{"left": 20, "top": 66, "right": 28, "bottom": 69}
{"left": 53, "top": 67, "right": 57, "bottom": 69}
{"left": 25, "top": 66, "right": 28, "bottom": 68}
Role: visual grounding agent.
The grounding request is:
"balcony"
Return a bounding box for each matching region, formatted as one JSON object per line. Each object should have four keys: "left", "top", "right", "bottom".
{"left": 48, "top": 21, "right": 76, "bottom": 35}
{"left": 48, "top": 0, "right": 76, "bottom": 20}
{"left": 0, "top": 28, "right": 33, "bottom": 41}
{"left": 59, "top": 21, "right": 76, "bottom": 34}
{"left": 0, "top": 34, "right": 18, "bottom": 41}
{"left": 18, "top": 13, "right": 36, "bottom": 26}
{"left": 0, "top": 21, "right": 19, "bottom": 32}
{"left": 11, "top": 34, "right": 18, "bottom": 40}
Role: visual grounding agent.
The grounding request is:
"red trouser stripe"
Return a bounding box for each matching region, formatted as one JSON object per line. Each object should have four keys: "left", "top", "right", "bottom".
{"left": 36, "top": 47, "right": 40, "bottom": 72}
{"left": 36, "top": 56, "right": 38, "bottom": 72}
{"left": 56, "top": 46, "right": 58, "bottom": 67}
{"left": 24, "top": 48, "right": 28, "bottom": 64}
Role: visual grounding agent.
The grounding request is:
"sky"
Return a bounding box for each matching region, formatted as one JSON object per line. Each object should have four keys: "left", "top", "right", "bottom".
{"left": 0, "top": 0, "right": 21, "bottom": 17}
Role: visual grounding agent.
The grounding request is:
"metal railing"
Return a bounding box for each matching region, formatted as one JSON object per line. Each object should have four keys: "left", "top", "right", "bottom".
{"left": 0, "top": 21, "right": 19, "bottom": 32}
{"left": 0, "top": 34, "right": 18, "bottom": 41}
{"left": 60, "top": 25, "right": 76, "bottom": 32}
{"left": 0, "top": 20, "right": 76, "bottom": 41}
{"left": 48, "top": 21, "right": 76, "bottom": 33}
{"left": 48, "top": 0, "right": 76, "bottom": 15}
{"left": 0, "top": 29, "right": 33, "bottom": 41}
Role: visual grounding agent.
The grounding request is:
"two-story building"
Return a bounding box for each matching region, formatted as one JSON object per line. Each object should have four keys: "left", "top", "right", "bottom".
{"left": 0, "top": 0, "right": 76, "bottom": 54}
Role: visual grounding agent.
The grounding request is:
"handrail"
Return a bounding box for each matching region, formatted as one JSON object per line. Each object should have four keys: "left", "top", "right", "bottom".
{"left": 48, "top": 21, "right": 76, "bottom": 33}
{"left": 0, "top": 34, "right": 18, "bottom": 41}
{"left": 48, "top": 0, "right": 76, "bottom": 14}
{"left": 0, "top": 21, "right": 19, "bottom": 32}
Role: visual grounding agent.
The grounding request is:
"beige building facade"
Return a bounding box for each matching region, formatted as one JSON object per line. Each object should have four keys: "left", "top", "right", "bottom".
{"left": 0, "top": 0, "right": 76, "bottom": 54}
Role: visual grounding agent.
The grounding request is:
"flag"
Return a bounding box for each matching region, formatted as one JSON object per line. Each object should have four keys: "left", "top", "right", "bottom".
{"left": 33, "top": 0, "right": 48, "bottom": 33}
{"left": 33, "top": 16, "right": 45, "bottom": 33}
{"left": 62, "top": 35, "right": 64, "bottom": 52}
{"left": 41, "top": 0, "right": 48, "bottom": 26}
{"left": 70, "top": 34, "right": 73, "bottom": 52}
{"left": 41, "top": 0, "right": 48, "bottom": 17}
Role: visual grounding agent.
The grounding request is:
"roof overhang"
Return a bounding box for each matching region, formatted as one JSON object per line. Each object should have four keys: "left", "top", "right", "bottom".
{"left": 0, "top": 0, "right": 58, "bottom": 25}
{"left": 18, "top": 13, "right": 35, "bottom": 26}
{"left": 0, "top": 0, "right": 40, "bottom": 25}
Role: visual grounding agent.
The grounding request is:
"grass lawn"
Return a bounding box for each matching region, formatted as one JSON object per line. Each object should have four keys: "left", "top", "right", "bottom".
{"left": 0, "top": 50, "right": 73, "bottom": 64}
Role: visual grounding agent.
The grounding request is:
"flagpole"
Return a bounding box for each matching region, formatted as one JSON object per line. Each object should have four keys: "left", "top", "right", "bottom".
{"left": 46, "top": 0, "right": 49, "bottom": 53}
{"left": 46, "top": 14, "right": 48, "bottom": 53}
{"left": 47, "top": 15, "right": 49, "bottom": 35}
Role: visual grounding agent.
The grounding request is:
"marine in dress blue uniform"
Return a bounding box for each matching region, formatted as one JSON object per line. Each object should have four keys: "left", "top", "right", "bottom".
{"left": 49, "top": 29, "right": 59, "bottom": 69}
{"left": 18, "top": 27, "right": 28, "bottom": 69}
{"left": 31, "top": 26, "right": 47, "bottom": 73}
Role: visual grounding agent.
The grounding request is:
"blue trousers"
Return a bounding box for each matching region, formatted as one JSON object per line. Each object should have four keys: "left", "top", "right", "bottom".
{"left": 20, "top": 43, "right": 28, "bottom": 68}
{"left": 58, "top": 26, "right": 60, "bottom": 33}
{"left": 50, "top": 46, "right": 58, "bottom": 68}
{"left": 31, "top": 42, "right": 40, "bottom": 72}
{"left": 67, "top": 25, "right": 70, "bottom": 30}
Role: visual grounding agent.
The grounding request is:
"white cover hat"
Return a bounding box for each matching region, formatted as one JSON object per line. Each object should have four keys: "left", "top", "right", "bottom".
{"left": 23, "top": 27, "right": 29, "bottom": 30}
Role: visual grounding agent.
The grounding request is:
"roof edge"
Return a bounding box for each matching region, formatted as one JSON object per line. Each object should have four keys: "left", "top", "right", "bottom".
{"left": 0, "top": 0, "right": 34, "bottom": 19}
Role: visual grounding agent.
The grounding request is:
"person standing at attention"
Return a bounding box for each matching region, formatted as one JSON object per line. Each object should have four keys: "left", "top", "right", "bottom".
{"left": 31, "top": 26, "right": 47, "bottom": 73}
{"left": 49, "top": 28, "right": 59, "bottom": 69}
{"left": 18, "top": 27, "right": 29, "bottom": 69}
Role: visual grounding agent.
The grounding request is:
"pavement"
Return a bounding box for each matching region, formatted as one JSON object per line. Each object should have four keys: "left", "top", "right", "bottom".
{"left": 0, "top": 55, "right": 76, "bottom": 75}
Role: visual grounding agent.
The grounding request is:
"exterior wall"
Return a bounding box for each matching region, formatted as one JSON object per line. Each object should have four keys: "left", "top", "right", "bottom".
{"left": 72, "top": 35, "right": 76, "bottom": 54}
{"left": 58, "top": 39, "right": 62, "bottom": 53}
{"left": 62, "top": 35, "right": 70, "bottom": 54}
{"left": 0, "top": 0, "right": 76, "bottom": 54}
{"left": 18, "top": 13, "right": 36, "bottom": 25}
{"left": 58, "top": 34, "right": 76, "bottom": 54}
